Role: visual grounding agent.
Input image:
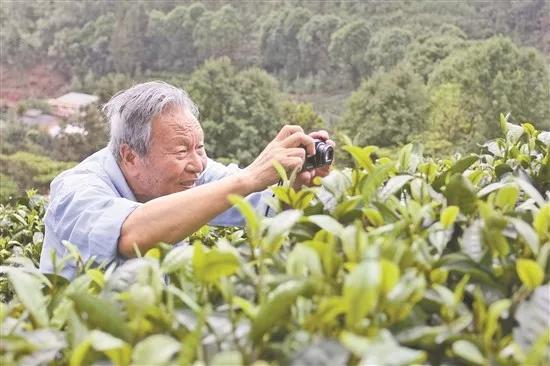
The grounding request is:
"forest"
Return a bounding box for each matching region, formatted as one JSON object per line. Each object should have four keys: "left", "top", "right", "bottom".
{"left": 1, "top": 1, "right": 549, "bottom": 365}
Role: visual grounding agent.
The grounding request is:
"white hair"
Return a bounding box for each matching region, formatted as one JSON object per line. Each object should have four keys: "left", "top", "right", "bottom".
{"left": 103, "top": 81, "right": 199, "bottom": 162}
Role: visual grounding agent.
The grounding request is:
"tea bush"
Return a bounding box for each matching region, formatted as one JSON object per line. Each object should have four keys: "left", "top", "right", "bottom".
{"left": 1, "top": 116, "right": 549, "bottom": 365}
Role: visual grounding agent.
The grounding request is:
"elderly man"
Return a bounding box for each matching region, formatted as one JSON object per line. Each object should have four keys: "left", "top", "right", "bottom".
{"left": 39, "top": 81, "right": 333, "bottom": 279}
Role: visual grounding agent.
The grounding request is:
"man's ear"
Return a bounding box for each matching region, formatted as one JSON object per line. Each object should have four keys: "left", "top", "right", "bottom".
{"left": 119, "top": 144, "right": 139, "bottom": 171}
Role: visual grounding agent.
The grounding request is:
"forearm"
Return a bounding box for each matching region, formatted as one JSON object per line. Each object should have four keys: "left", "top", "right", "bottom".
{"left": 118, "top": 173, "right": 255, "bottom": 257}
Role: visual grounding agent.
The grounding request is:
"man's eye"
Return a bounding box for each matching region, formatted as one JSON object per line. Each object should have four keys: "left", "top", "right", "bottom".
{"left": 177, "top": 149, "right": 187, "bottom": 154}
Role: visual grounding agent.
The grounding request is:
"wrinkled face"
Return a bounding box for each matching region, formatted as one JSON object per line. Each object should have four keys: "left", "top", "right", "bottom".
{"left": 134, "top": 106, "right": 207, "bottom": 201}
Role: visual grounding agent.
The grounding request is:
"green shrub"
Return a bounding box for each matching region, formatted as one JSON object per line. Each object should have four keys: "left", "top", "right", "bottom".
{"left": 1, "top": 117, "right": 549, "bottom": 365}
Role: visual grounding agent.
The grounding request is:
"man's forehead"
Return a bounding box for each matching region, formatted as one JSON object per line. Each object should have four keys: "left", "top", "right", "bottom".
{"left": 153, "top": 106, "right": 202, "bottom": 137}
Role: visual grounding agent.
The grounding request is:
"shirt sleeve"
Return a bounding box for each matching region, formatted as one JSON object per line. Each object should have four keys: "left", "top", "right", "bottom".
{"left": 197, "top": 158, "right": 273, "bottom": 227}
{"left": 44, "top": 177, "right": 141, "bottom": 270}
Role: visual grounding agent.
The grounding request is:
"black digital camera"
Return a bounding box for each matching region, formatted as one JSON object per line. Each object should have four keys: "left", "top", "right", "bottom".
{"left": 302, "top": 139, "right": 334, "bottom": 171}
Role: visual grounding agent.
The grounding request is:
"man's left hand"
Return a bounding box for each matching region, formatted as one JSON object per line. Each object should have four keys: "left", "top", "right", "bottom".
{"left": 293, "top": 130, "right": 335, "bottom": 189}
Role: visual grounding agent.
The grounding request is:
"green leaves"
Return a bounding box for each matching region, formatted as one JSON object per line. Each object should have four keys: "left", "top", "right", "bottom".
{"left": 68, "top": 291, "right": 132, "bottom": 342}
{"left": 344, "top": 260, "right": 381, "bottom": 327}
{"left": 440, "top": 206, "right": 459, "bottom": 229}
{"left": 228, "top": 195, "right": 260, "bottom": 243}
{"left": 286, "top": 244, "right": 322, "bottom": 277}
{"left": 250, "top": 280, "right": 314, "bottom": 342}
{"left": 443, "top": 174, "right": 478, "bottom": 214}
{"left": 7, "top": 270, "right": 49, "bottom": 328}
{"left": 516, "top": 259, "right": 544, "bottom": 290}
{"left": 534, "top": 204, "right": 550, "bottom": 242}
{"left": 342, "top": 145, "right": 378, "bottom": 171}
{"left": 192, "top": 242, "right": 240, "bottom": 284}
{"left": 307, "top": 215, "right": 344, "bottom": 236}
{"left": 340, "top": 330, "right": 426, "bottom": 365}
{"left": 132, "top": 335, "right": 180, "bottom": 365}
{"left": 452, "top": 340, "right": 485, "bottom": 365}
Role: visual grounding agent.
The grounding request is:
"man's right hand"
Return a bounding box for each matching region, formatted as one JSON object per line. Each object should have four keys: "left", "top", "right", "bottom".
{"left": 243, "top": 125, "right": 316, "bottom": 191}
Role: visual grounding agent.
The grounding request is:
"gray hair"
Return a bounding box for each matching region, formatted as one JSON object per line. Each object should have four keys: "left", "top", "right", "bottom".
{"left": 103, "top": 81, "right": 199, "bottom": 162}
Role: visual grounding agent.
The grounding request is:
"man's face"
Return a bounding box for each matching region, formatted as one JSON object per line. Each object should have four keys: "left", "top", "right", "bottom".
{"left": 133, "top": 106, "right": 207, "bottom": 201}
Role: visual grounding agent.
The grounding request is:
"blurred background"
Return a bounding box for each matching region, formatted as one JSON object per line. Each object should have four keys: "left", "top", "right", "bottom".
{"left": 1, "top": 0, "right": 549, "bottom": 200}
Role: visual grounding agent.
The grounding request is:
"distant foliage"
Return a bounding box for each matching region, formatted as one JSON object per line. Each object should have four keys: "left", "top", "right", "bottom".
{"left": 188, "top": 58, "right": 282, "bottom": 165}
{"left": 406, "top": 27, "right": 468, "bottom": 82}
{"left": 421, "top": 83, "right": 478, "bottom": 155}
{"left": 429, "top": 37, "right": 550, "bottom": 136}
{"left": 364, "top": 27, "right": 413, "bottom": 76}
{"left": 297, "top": 14, "right": 341, "bottom": 76}
{"left": 260, "top": 7, "right": 312, "bottom": 79}
{"left": 0, "top": 152, "right": 75, "bottom": 199}
{"left": 280, "top": 101, "right": 326, "bottom": 132}
{"left": 340, "top": 63, "right": 428, "bottom": 148}
{"left": 329, "top": 20, "right": 371, "bottom": 86}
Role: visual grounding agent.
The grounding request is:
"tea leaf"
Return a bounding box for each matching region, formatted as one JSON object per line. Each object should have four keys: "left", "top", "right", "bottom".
{"left": 308, "top": 215, "right": 344, "bottom": 236}
{"left": 132, "top": 334, "right": 180, "bottom": 365}
{"left": 516, "top": 259, "right": 544, "bottom": 290}
{"left": 444, "top": 174, "right": 477, "bottom": 215}
{"left": 251, "top": 280, "right": 313, "bottom": 342}
{"left": 193, "top": 242, "right": 240, "bottom": 283}
{"left": 380, "top": 259, "right": 400, "bottom": 294}
{"left": 533, "top": 204, "right": 550, "bottom": 241}
{"left": 7, "top": 270, "right": 49, "bottom": 328}
{"left": 68, "top": 291, "right": 132, "bottom": 342}
{"left": 286, "top": 243, "right": 322, "bottom": 277}
{"left": 509, "top": 218, "right": 539, "bottom": 255}
{"left": 452, "top": 340, "right": 485, "bottom": 365}
{"left": 228, "top": 195, "right": 260, "bottom": 241}
{"left": 342, "top": 145, "right": 377, "bottom": 171}
{"left": 380, "top": 175, "right": 414, "bottom": 200}
{"left": 344, "top": 260, "right": 381, "bottom": 327}
{"left": 440, "top": 206, "right": 459, "bottom": 229}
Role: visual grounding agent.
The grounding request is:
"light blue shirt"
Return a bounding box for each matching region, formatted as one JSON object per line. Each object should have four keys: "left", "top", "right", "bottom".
{"left": 39, "top": 148, "right": 271, "bottom": 279}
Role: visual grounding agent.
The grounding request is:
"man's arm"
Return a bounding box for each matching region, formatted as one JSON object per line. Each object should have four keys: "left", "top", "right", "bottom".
{"left": 118, "top": 173, "right": 254, "bottom": 257}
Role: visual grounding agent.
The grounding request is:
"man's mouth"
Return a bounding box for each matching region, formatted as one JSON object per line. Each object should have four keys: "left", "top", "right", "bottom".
{"left": 180, "top": 180, "right": 196, "bottom": 188}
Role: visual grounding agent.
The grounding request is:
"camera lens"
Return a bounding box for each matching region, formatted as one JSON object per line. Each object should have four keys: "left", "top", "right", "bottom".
{"left": 316, "top": 142, "right": 334, "bottom": 165}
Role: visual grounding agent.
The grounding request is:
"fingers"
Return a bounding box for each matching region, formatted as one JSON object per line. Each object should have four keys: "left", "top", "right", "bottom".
{"left": 285, "top": 147, "right": 306, "bottom": 159}
{"left": 275, "top": 125, "right": 304, "bottom": 141}
{"left": 278, "top": 148, "right": 306, "bottom": 171}
{"left": 281, "top": 132, "right": 315, "bottom": 156}
{"left": 281, "top": 156, "right": 305, "bottom": 172}
{"left": 293, "top": 170, "right": 313, "bottom": 189}
{"left": 313, "top": 165, "right": 332, "bottom": 178}
{"left": 308, "top": 130, "right": 329, "bottom": 141}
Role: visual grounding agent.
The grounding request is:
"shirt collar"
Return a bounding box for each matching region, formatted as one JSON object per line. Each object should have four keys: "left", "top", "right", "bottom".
{"left": 102, "top": 148, "right": 138, "bottom": 202}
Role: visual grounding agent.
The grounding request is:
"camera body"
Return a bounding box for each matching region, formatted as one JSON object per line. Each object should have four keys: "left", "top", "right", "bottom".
{"left": 303, "top": 139, "right": 334, "bottom": 171}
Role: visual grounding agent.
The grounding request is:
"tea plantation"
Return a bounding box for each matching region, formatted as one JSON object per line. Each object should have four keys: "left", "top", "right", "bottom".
{"left": 1, "top": 117, "right": 549, "bottom": 365}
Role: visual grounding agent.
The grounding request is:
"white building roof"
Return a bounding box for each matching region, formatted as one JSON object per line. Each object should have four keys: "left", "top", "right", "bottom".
{"left": 53, "top": 92, "right": 99, "bottom": 106}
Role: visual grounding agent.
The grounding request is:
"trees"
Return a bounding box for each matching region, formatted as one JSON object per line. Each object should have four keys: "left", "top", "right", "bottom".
{"left": 188, "top": 58, "right": 282, "bottom": 165}
{"left": 421, "top": 83, "right": 480, "bottom": 155}
{"left": 339, "top": 64, "right": 428, "bottom": 148}
{"left": 193, "top": 5, "right": 244, "bottom": 62}
{"left": 364, "top": 28, "right": 413, "bottom": 76}
{"left": 0, "top": 152, "right": 75, "bottom": 197}
{"left": 329, "top": 20, "right": 371, "bottom": 86}
{"left": 260, "top": 7, "right": 312, "bottom": 79}
{"left": 297, "top": 14, "right": 341, "bottom": 76}
{"left": 406, "top": 25, "right": 468, "bottom": 82}
{"left": 428, "top": 37, "right": 550, "bottom": 141}
{"left": 110, "top": 3, "right": 148, "bottom": 75}
{"left": 280, "top": 102, "right": 325, "bottom": 133}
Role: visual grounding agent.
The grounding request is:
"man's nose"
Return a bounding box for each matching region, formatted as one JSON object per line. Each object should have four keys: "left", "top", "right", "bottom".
{"left": 187, "top": 151, "right": 204, "bottom": 173}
